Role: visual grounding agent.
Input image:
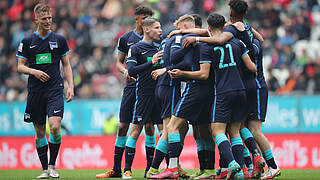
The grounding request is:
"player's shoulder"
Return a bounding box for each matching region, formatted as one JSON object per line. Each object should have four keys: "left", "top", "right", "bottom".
{"left": 119, "top": 31, "right": 134, "bottom": 40}
{"left": 21, "top": 33, "right": 34, "bottom": 43}
{"left": 229, "top": 37, "right": 245, "bottom": 47}
{"left": 52, "top": 32, "right": 67, "bottom": 41}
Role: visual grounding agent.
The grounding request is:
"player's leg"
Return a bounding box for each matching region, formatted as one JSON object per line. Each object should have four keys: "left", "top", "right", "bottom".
{"left": 123, "top": 124, "right": 143, "bottom": 179}
{"left": 144, "top": 121, "right": 155, "bottom": 175}
{"left": 196, "top": 124, "right": 216, "bottom": 179}
{"left": 190, "top": 125, "right": 206, "bottom": 178}
{"left": 46, "top": 116, "right": 62, "bottom": 178}
{"left": 147, "top": 117, "right": 170, "bottom": 178}
{"left": 34, "top": 123, "right": 50, "bottom": 179}
{"left": 213, "top": 122, "right": 241, "bottom": 180}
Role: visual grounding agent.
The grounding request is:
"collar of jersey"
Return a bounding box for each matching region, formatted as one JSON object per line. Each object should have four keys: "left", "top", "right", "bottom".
{"left": 133, "top": 29, "right": 143, "bottom": 39}
{"left": 139, "top": 40, "right": 154, "bottom": 46}
{"left": 33, "top": 30, "right": 52, "bottom": 40}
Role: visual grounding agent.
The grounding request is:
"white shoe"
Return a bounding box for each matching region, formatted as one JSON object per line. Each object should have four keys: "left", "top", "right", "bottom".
{"left": 262, "top": 167, "right": 281, "bottom": 179}
{"left": 48, "top": 165, "right": 60, "bottom": 178}
{"left": 122, "top": 170, "right": 132, "bottom": 179}
{"left": 37, "top": 170, "right": 49, "bottom": 179}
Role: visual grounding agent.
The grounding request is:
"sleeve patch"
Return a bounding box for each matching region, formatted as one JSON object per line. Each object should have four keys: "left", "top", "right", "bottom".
{"left": 127, "top": 48, "right": 132, "bottom": 58}
{"left": 18, "top": 43, "right": 23, "bottom": 52}
{"left": 175, "top": 35, "right": 182, "bottom": 44}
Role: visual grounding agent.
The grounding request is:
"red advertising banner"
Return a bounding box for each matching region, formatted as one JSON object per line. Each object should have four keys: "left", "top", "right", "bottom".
{"left": 0, "top": 134, "right": 320, "bottom": 169}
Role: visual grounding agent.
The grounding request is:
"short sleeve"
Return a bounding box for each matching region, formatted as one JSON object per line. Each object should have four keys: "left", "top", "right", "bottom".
{"left": 238, "top": 40, "right": 249, "bottom": 57}
{"left": 59, "top": 36, "right": 70, "bottom": 56}
{"left": 126, "top": 46, "right": 138, "bottom": 64}
{"left": 16, "top": 38, "right": 28, "bottom": 60}
{"left": 199, "top": 43, "right": 213, "bottom": 64}
{"left": 118, "top": 35, "right": 128, "bottom": 55}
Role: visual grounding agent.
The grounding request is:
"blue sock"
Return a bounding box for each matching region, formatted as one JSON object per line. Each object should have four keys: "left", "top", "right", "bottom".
{"left": 48, "top": 134, "right": 61, "bottom": 166}
{"left": 168, "top": 133, "right": 182, "bottom": 158}
{"left": 243, "top": 147, "right": 253, "bottom": 168}
{"left": 35, "top": 136, "right": 48, "bottom": 170}
{"left": 215, "top": 134, "right": 234, "bottom": 165}
{"left": 152, "top": 139, "right": 168, "bottom": 169}
{"left": 124, "top": 136, "right": 137, "bottom": 172}
{"left": 145, "top": 135, "right": 155, "bottom": 171}
{"left": 240, "top": 128, "right": 259, "bottom": 156}
{"left": 113, "top": 136, "right": 127, "bottom": 172}
{"left": 263, "top": 149, "right": 278, "bottom": 169}
{"left": 231, "top": 137, "right": 244, "bottom": 168}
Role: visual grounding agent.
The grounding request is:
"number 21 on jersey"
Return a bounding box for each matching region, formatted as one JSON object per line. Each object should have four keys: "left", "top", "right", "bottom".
{"left": 214, "top": 43, "right": 236, "bottom": 69}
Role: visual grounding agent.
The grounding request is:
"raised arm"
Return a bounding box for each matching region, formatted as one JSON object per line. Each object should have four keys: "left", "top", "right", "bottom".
{"left": 182, "top": 32, "right": 233, "bottom": 48}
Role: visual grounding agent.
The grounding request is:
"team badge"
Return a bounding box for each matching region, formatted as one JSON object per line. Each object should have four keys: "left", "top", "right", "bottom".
{"left": 49, "top": 41, "right": 58, "bottom": 50}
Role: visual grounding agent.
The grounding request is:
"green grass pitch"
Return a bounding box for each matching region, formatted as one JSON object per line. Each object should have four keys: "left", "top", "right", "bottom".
{"left": 0, "top": 169, "right": 320, "bottom": 179}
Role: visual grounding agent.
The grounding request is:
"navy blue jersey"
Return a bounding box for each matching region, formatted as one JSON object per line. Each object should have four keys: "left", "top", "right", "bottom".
{"left": 126, "top": 41, "right": 159, "bottom": 95}
{"left": 225, "top": 24, "right": 256, "bottom": 80}
{"left": 201, "top": 38, "right": 248, "bottom": 95}
{"left": 157, "top": 37, "right": 175, "bottom": 87}
{"left": 253, "top": 39, "right": 267, "bottom": 88}
{"left": 16, "top": 31, "right": 69, "bottom": 92}
{"left": 118, "top": 30, "right": 143, "bottom": 88}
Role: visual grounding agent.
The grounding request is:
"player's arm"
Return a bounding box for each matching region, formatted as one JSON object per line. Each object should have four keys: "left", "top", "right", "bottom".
{"left": 127, "top": 50, "right": 163, "bottom": 77}
{"left": 242, "top": 53, "right": 257, "bottom": 74}
{"left": 182, "top": 32, "right": 233, "bottom": 48}
{"left": 252, "top": 28, "right": 264, "bottom": 43}
{"left": 168, "top": 28, "right": 208, "bottom": 38}
{"left": 17, "top": 57, "right": 50, "bottom": 82}
{"left": 169, "top": 63, "right": 211, "bottom": 80}
{"left": 61, "top": 53, "right": 74, "bottom": 102}
{"left": 117, "top": 52, "right": 135, "bottom": 81}
{"left": 170, "top": 35, "right": 194, "bottom": 64}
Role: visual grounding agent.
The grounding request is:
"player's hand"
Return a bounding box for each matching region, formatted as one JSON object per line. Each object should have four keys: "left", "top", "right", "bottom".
{"left": 152, "top": 50, "right": 163, "bottom": 65}
{"left": 66, "top": 87, "right": 74, "bottom": 103}
{"left": 168, "top": 30, "right": 182, "bottom": 38}
{"left": 151, "top": 68, "right": 166, "bottom": 80}
{"left": 31, "top": 69, "right": 50, "bottom": 82}
{"left": 168, "top": 69, "right": 183, "bottom": 78}
{"left": 233, "top": 21, "right": 245, "bottom": 31}
{"left": 182, "top": 37, "right": 196, "bottom": 48}
{"left": 124, "top": 70, "right": 136, "bottom": 82}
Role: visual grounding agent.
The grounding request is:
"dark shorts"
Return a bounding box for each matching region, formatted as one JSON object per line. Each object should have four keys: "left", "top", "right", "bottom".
{"left": 119, "top": 87, "right": 136, "bottom": 124}
{"left": 212, "top": 90, "right": 247, "bottom": 124}
{"left": 244, "top": 79, "right": 258, "bottom": 120}
{"left": 248, "top": 87, "right": 268, "bottom": 121}
{"left": 173, "top": 83, "right": 212, "bottom": 125}
{"left": 155, "top": 85, "right": 180, "bottom": 119}
{"left": 132, "top": 95, "right": 161, "bottom": 125}
{"left": 24, "top": 89, "right": 64, "bottom": 125}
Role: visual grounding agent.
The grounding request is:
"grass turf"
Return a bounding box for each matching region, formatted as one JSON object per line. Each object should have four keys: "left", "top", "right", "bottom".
{"left": 0, "top": 169, "right": 319, "bottom": 179}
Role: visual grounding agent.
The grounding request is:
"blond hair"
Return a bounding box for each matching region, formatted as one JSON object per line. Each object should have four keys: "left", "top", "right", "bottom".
{"left": 34, "top": 3, "right": 51, "bottom": 18}
{"left": 173, "top": 15, "right": 195, "bottom": 28}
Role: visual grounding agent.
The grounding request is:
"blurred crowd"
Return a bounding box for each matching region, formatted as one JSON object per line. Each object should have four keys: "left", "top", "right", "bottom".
{"left": 0, "top": 0, "right": 320, "bottom": 102}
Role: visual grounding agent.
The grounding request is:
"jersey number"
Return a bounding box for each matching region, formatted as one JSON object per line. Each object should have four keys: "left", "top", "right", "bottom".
{"left": 214, "top": 44, "right": 236, "bottom": 69}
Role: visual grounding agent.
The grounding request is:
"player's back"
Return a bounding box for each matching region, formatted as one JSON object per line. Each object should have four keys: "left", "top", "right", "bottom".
{"left": 210, "top": 38, "right": 246, "bottom": 95}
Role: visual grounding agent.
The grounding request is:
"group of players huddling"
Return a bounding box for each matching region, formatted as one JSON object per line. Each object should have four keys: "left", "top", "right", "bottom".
{"left": 16, "top": 1, "right": 281, "bottom": 180}
{"left": 95, "top": 0, "right": 281, "bottom": 179}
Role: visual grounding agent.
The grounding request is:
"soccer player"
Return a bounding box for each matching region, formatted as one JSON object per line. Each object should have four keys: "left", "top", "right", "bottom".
{"left": 150, "top": 15, "right": 217, "bottom": 179}
{"left": 183, "top": 13, "right": 257, "bottom": 180}
{"left": 16, "top": 3, "right": 74, "bottom": 179}
{"left": 174, "top": 1, "right": 266, "bottom": 178}
{"left": 95, "top": 6, "right": 156, "bottom": 179}
{"left": 121, "top": 17, "right": 163, "bottom": 179}
{"left": 248, "top": 38, "right": 281, "bottom": 179}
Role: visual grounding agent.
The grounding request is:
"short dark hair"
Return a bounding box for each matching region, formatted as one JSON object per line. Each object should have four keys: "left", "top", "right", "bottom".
{"left": 191, "top": 14, "right": 202, "bottom": 28}
{"left": 142, "top": 17, "right": 159, "bottom": 27}
{"left": 135, "top": 6, "right": 154, "bottom": 16}
{"left": 228, "top": 0, "right": 248, "bottom": 18}
{"left": 207, "top": 13, "right": 226, "bottom": 30}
